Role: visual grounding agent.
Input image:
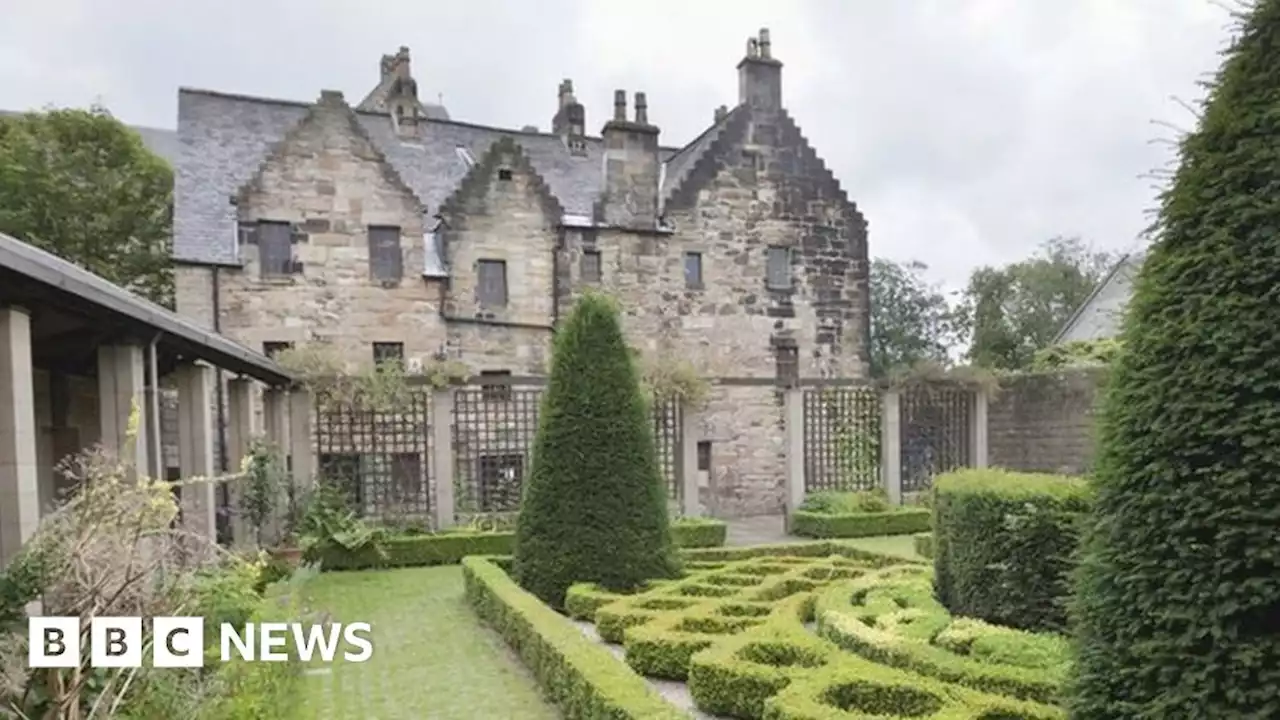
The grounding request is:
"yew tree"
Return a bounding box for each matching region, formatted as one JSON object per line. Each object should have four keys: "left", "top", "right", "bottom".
{"left": 1068, "top": 2, "right": 1280, "bottom": 716}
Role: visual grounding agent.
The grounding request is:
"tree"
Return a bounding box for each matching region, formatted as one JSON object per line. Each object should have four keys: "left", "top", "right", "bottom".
{"left": 1068, "top": 2, "right": 1280, "bottom": 715}
{"left": 868, "top": 258, "right": 959, "bottom": 376}
{"left": 959, "top": 236, "right": 1117, "bottom": 370}
{"left": 0, "top": 106, "right": 174, "bottom": 306}
{"left": 512, "top": 291, "right": 679, "bottom": 608}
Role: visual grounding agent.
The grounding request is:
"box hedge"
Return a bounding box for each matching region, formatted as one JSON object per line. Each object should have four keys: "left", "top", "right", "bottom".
{"left": 317, "top": 518, "right": 727, "bottom": 571}
{"left": 561, "top": 551, "right": 1063, "bottom": 719}
{"left": 790, "top": 507, "right": 931, "bottom": 539}
{"left": 912, "top": 533, "right": 933, "bottom": 559}
{"left": 932, "top": 469, "right": 1090, "bottom": 633}
{"left": 462, "top": 555, "right": 687, "bottom": 720}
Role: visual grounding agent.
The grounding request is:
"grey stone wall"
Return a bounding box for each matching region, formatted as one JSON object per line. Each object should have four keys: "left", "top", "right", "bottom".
{"left": 987, "top": 367, "right": 1109, "bottom": 476}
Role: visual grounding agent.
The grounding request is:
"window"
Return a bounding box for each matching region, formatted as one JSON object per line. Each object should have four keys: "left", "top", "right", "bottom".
{"left": 497, "top": 168, "right": 513, "bottom": 181}
{"left": 775, "top": 343, "right": 799, "bottom": 385}
{"left": 263, "top": 341, "right": 293, "bottom": 359}
{"left": 319, "top": 453, "right": 363, "bottom": 507}
{"left": 697, "top": 441, "right": 712, "bottom": 472}
{"left": 477, "top": 454, "right": 524, "bottom": 512}
{"left": 390, "top": 452, "right": 424, "bottom": 501}
{"left": 684, "top": 252, "right": 703, "bottom": 289}
{"left": 258, "top": 221, "right": 294, "bottom": 278}
{"left": 477, "top": 259, "right": 508, "bottom": 307}
{"left": 368, "top": 225, "right": 403, "bottom": 282}
{"left": 479, "top": 370, "right": 512, "bottom": 402}
{"left": 373, "top": 342, "right": 405, "bottom": 367}
{"left": 766, "top": 246, "right": 791, "bottom": 289}
{"left": 581, "top": 249, "right": 602, "bottom": 283}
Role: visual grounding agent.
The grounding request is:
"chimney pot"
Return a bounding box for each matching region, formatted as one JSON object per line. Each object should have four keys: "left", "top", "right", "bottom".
{"left": 759, "top": 28, "right": 771, "bottom": 59}
{"left": 634, "top": 92, "right": 648, "bottom": 125}
{"left": 613, "top": 90, "right": 626, "bottom": 121}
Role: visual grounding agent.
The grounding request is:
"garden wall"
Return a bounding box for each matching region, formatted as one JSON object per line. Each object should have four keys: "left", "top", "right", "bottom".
{"left": 987, "top": 367, "right": 1107, "bottom": 476}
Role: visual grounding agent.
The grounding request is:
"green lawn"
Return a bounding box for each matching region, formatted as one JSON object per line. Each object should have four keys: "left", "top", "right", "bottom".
{"left": 842, "top": 533, "right": 923, "bottom": 560}
{"left": 296, "top": 566, "right": 558, "bottom": 720}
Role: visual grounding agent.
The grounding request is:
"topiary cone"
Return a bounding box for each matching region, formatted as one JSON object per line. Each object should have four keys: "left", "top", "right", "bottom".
{"left": 512, "top": 291, "right": 680, "bottom": 608}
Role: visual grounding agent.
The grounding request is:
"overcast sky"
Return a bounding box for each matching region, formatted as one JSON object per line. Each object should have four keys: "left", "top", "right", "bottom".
{"left": 1, "top": 0, "right": 1232, "bottom": 290}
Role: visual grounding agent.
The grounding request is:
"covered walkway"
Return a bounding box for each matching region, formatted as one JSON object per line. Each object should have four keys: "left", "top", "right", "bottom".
{"left": 0, "top": 231, "right": 310, "bottom": 565}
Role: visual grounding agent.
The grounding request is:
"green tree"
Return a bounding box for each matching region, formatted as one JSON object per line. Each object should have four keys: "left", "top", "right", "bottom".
{"left": 512, "top": 292, "right": 679, "bottom": 608}
{"left": 0, "top": 106, "right": 174, "bottom": 306}
{"left": 1068, "top": 2, "right": 1280, "bottom": 716}
{"left": 959, "top": 236, "right": 1117, "bottom": 370}
{"left": 869, "top": 258, "right": 960, "bottom": 376}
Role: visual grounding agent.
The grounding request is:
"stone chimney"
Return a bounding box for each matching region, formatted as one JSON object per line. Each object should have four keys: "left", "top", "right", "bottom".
{"left": 738, "top": 28, "right": 782, "bottom": 110}
{"left": 551, "top": 79, "right": 587, "bottom": 156}
{"left": 384, "top": 46, "right": 421, "bottom": 137}
{"left": 597, "top": 89, "right": 661, "bottom": 229}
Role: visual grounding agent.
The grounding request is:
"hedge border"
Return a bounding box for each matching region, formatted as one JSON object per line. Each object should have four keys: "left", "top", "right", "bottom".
{"left": 563, "top": 552, "right": 1063, "bottom": 719}
{"left": 813, "top": 565, "right": 1069, "bottom": 705}
{"left": 788, "top": 507, "right": 931, "bottom": 538}
{"left": 912, "top": 533, "right": 933, "bottom": 559}
{"left": 462, "top": 555, "right": 687, "bottom": 720}
{"left": 319, "top": 518, "right": 728, "bottom": 571}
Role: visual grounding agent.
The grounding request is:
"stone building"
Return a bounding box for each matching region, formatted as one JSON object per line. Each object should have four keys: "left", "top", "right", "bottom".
{"left": 171, "top": 30, "right": 871, "bottom": 516}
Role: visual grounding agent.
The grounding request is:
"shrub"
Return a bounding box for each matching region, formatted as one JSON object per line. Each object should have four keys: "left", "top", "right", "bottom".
{"left": 1069, "top": 3, "right": 1280, "bottom": 715}
{"left": 912, "top": 533, "right": 933, "bottom": 559}
{"left": 799, "top": 490, "right": 890, "bottom": 514}
{"left": 932, "top": 469, "right": 1090, "bottom": 633}
{"left": 670, "top": 517, "right": 729, "bottom": 548}
{"left": 513, "top": 292, "right": 679, "bottom": 607}
{"left": 462, "top": 556, "right": 687, "bottom": 720}
{"left": 790, "top": 507, "right": 930, "bottom": 539}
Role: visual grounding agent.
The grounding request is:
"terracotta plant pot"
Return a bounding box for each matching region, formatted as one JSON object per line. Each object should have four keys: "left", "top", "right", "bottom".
{"left": 272, "top": 546, "right": 304, "bottom": 567}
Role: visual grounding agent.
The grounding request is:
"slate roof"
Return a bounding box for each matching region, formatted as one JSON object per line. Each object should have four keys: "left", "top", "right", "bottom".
{"left": 0, "top": 109, "right": 179, "bottom": 165}
{"left": 174, "top": 87, "right": 697, "bottom": 265}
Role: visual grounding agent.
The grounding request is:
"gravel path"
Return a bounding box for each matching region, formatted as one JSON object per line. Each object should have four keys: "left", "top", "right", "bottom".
{"left": 572, "top": 620, "right": 725, "bottom": 720}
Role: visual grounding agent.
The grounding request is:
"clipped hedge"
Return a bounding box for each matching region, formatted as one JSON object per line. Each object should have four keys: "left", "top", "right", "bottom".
{"left": 462, "top": 556, "right": 686, "bottom": 720}
{"left": 318, "top": 518, "right": 727, "bottom": 571}
{"left": 566, "top": 552, "right": 1062, "bottom": 719}
{"left": 912, "top": 533, "right": 933, "bottom": 559}
{"left": 814, "top": 565, "right": 1069, "bottom": 705}
{"left": 933, "top": 469, "right": 1090, "bottom": 633}
{"left": 790, "top": 507, "right": 931, "bottom": 539}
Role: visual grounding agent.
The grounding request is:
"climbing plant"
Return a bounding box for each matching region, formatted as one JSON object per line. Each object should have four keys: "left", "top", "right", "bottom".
{"left": 273, "top": 343, "right": 471, "bottom": 412}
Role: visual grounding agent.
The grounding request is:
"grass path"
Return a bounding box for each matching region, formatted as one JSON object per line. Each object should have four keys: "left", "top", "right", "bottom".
{"left": 843, "top": 533, "right": 922, "bottom": 560}
{"left": 296, "top": 566, "right": 559, "bottom": 720}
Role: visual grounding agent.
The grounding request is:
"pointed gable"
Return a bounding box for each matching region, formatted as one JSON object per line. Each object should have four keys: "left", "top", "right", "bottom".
{"left": 437, "top": 135, "right": 565, "bottom": 223}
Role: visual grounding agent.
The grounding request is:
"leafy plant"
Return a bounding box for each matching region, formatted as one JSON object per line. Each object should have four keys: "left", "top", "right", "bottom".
{"left": 296, "top": 480, "right": 388, "bottom": 562}
{"left": 239, "top": 437, "right": 286, "bottom": 547}
{"left": 799, "top": 490, "right": 891, "bottom": 514}
{"left": 274, "top": 342, "right": 471, "bottom": 412}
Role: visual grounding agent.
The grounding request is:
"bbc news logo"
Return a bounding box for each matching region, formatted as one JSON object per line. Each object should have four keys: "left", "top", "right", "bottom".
{"left": 28, "top": 617, "right": 373, "bottom": 668}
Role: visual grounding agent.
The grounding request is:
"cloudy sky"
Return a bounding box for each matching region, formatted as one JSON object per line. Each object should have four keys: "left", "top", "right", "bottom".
{"left": 1, "top": 0, "right": 1232, "bottom": 290}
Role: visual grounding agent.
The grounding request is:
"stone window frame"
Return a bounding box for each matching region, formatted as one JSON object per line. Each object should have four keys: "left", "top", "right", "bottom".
{"left": 479, "top": 370, "right": 513, "bottom": 403}
{"left": 262, "top": 341, "right": 293, "bottom": 359}
{"left": 684, "top": 251, "right": 704, "bottom": 289}
{"left": 372, "top": 342, "right": 405, "bottom": 367}
{"left": 774, "top": 341, "right": 800, "bottom": 385}
{"left": 697, "top": 440, "right": 712, "bottom": 472}
{"left": 765, "top": 246, "right": 792, "bottom": 290}
{"left": 368, "top": 225, "right": 404, "bottom": 283}
{"left": 257, "top": 220, "right": 296, "bottom": 279}
{"left": 580, "top": 249, "right": 602, "bottom": 283}
{"left": 477, "top": 259, "right": 509, "bottom": 308}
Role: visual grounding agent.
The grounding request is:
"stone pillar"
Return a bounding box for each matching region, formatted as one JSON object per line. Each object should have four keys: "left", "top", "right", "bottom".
{"left": 288, "top": 387, "right": 314, "bottom": 494}
{"left": 97, "top": 343, "right": 149, "bottom": 476}
{"left": 175, "top": 363, "right": 216, "bottom": 541}
{"left": 880, "top": 389, "right": 903, "bottom": 505}
{"left": 0, "top": 307, "right": 40, "bottom": 566}
{"left": 262, "top": 387, "right": 290, "bottom": 542}
{"left": 970, "top": 388, "right": 989, "bottom": 469}
{"left": 783, "top": 387, "right": 805, "bottom": 516}
{"left": 678, "top": 402, "right": 700, "bottom": 517}
{"left": 431, "top": 388, "right": 455, "bottom": 530}
{"left": 225, "top": 378, "right": 256, "bottom": 547}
